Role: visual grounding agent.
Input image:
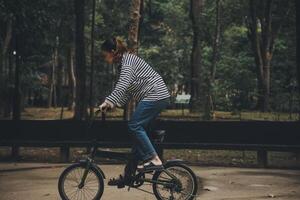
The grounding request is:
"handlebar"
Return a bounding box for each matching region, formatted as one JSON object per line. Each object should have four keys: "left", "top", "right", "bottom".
{"left": 94, "top": 108, "right": 102, "bottom": 117}
{"left": 94, "top": 108, "right": 106, "bottom": 121}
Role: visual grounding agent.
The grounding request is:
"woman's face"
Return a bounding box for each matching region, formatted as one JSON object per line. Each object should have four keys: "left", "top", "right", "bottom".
{"left": 102, "top": 51, "right": 114, "bottom": 64}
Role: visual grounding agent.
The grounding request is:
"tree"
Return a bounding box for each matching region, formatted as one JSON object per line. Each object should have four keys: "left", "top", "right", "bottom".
{"left": 89, "top": 0, "right": 96, "bottom": 119}
{"left": 0, "top": 1, "right": 13, "bottom": 117}
{"left": 0, "top": 18, "right": 12, "bottom": 85}
{"left": 246, "top": 0, "right": 291, "bottom": 112}
{"left": 189, "top": 0, "right": 205, "bottom": 113}
{"left": 296, "top": 0, "right": 300, "bottom": 120}
{"left": 125, "top": 0, "right": 142, "bottom": 120}
{"left": 11, "top": 1, "right": 25, "bottom": 120}
{"left": 74, "top": 0, "right": 87, "bottom": 120}
{"left": 59, "top": 0, "right": 76, "bottom": 111}
{"left": 203, "top": 0, "right": 222, "bottom": 120}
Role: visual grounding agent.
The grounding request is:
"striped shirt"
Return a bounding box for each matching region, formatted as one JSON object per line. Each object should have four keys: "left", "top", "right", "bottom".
{"left": 106, "top": 52, "right": 170, "bottom": 107}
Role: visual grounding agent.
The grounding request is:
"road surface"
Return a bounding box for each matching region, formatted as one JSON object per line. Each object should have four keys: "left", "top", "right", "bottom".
{"left": 0, "top": 162, "right": 299, "bottom": 200}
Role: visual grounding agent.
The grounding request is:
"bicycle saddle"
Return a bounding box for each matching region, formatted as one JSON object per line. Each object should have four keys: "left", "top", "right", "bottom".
{"left": 151, "top": 130, "right": 166, "bottom": 143}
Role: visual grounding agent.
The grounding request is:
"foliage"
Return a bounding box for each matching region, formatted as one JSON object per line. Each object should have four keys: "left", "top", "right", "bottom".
{"left": 0, "top": 0, "right": 298, "bottom": 118}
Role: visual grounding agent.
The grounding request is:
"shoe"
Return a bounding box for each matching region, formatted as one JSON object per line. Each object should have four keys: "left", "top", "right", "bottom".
{"left": 107, "top": 174, "right": 125, "bottom": 188}
{"left": 137, "top": 161, "right": 164, "bottom": 172}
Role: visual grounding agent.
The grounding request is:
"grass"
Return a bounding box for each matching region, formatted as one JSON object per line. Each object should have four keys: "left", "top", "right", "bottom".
{"left": 2, "top": 107, "right": 296, "bottom": 121}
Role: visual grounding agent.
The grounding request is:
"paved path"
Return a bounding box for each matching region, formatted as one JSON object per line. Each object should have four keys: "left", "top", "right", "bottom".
{"left": 0, "top": 162, "right": 299, "bottom": 200}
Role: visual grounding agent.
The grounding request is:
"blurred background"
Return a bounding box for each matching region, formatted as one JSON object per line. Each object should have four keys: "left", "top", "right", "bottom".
{"left": 0, "top": 0, "right": 299, "bottom": 121}
{"left": 0, "top": 0, "right": 299, "bottom": 168}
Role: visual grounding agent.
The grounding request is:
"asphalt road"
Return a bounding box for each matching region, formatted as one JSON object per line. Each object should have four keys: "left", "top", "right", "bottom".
{"left": 0, "top": 163, "right": 299, "bottom": 200}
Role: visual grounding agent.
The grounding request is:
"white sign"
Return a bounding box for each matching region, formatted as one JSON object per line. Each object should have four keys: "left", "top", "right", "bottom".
{"left": 175, "top": 94, "right": 191, "bottom": 104}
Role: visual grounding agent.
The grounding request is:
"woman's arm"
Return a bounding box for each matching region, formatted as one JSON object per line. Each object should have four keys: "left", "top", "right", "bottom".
{"left": 105, "top": 64, "right": 134, "bottom": 107}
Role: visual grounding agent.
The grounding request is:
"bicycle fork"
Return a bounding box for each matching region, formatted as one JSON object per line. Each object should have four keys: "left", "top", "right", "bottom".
{"left": 78, "top": 158, "right": 93, "bottom": 189}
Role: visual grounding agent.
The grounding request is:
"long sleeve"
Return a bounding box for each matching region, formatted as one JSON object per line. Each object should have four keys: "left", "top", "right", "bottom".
{"left": 116, "top": 90, "right": 131, "bottom": 107}
{"left": 105, "top": 64, "right": 134, "bottom": 106}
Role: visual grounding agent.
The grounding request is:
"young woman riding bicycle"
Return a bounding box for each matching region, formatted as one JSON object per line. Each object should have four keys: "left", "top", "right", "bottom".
{"left": 98, "top": 37, "right": 171, "bottom": 186}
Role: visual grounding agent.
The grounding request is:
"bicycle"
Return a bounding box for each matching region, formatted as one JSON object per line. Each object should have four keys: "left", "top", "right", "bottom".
{"left": 58, "top": 108, "right": 198, "bottom": 200}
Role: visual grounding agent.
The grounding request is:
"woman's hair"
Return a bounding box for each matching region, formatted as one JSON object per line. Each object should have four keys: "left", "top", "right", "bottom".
{"left": 101, "top": 37, "right": 129, "bottom": 63}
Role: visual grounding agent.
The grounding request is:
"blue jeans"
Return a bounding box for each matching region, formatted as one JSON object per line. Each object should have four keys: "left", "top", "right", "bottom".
{"left": 128, "top": 97, "right": 170, "bottom": 163}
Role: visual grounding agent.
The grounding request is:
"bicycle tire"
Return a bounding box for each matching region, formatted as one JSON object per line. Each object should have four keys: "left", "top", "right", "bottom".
{"left": 152, "top": 162, "right": 198, "bottom": 200}
{"left": 58, "top": 163, "right": 104, "bottom": 200}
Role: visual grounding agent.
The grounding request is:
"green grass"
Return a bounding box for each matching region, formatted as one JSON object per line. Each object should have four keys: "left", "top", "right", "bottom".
{"left": 5, "top": 107, "right": 297, "bottom": 121}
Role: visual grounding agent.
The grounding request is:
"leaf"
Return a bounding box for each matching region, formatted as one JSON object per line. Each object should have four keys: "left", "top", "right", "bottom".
{"left": 203, "top": 186, "right": 219, "bottom": 191}
{"left": 268, "top": 193, "right": 276, "bottom": 198}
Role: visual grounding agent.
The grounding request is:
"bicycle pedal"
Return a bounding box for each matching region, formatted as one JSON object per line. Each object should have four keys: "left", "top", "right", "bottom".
{"left": 117, "top": 183, "right": 125, "bottom": 188}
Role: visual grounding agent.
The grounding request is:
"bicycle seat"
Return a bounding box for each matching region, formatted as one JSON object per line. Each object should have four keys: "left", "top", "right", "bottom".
{"left": 151, "top": 130, "right": 166, "bottom": 143}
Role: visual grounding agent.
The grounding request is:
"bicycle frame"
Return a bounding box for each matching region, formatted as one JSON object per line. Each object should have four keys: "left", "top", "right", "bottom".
{"left": 78, "top": 150, "right": 180, "bottom": 192}
{"left": 58, "top": 108, "right": 198, "bottom": 200}
{"left": 77, "top": 109, "right": 182, "bottom": 191}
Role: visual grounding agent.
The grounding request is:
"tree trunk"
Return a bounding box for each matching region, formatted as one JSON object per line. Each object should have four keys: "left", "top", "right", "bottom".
{"left": 125, "top": 0, "right": 142, "bottom": 120}
{"left": 64, "top": 2, "right": 76, "bottom": 112}
{"left": 55, "top": 36, "right": 63, "bottom": 108}
{"left": 89, "top": 0, "right": 96, "bottom": 119}
{"left": 296, "top": 0, "right": 300, "bottom": 120}
{"left": 67, "top": 46, "right": 76, "bottom": 111}
{"left": 189, "top": 0, "right": 205, "bottom": 113}
{"left": 48, "top": 52, "right": 55, "bottom": 107}
{"left": 4, "top": 47, "right": 14, "bottom": 118}
{"left": 128, "top": 0, "right": 142, "bottom": 53}
{"left": 0, "top": 18, "right": 13, "bottom": 116}
{"left": 0, "top": 19, "right": 12, "bottom": 81}
{"left": 12, "top": 23, "right": 21, "bottom": 120}
{"left": 204, "top": 0, "right": 222, "bottom": 120}
{"left": 247, "top": 0, "right": 287, "bottom": 112}
{"left": 74, "top": 0, "right": 87, "bottom": 120}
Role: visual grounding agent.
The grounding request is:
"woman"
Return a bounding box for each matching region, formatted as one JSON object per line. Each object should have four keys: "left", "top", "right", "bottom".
{"left": 98, "top": 37, "right": 170, "bottom": 186}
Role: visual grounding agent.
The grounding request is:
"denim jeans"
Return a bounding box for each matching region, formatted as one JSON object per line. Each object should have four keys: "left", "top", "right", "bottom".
{"left": 128, "top": 97, "right": 170, "bottom": 163}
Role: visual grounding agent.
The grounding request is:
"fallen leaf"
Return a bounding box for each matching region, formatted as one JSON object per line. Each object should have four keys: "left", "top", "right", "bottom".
{"left": 203, "top": 186, "right": 218, "bottom": 191}
{"left": 268, "top": 193, "right": 276, "bottom": 198}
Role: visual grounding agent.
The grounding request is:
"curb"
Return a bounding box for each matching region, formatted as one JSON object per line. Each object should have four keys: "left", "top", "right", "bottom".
{"left": 0, "top": 164, "right": 69, "bottom": 173}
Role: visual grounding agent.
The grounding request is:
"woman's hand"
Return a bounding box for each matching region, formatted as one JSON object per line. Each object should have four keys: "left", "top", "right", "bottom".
{"left": 98, "top": 100, "right": 115, "bottom": 113}
{"left": 99, "top": 102, "right": 109, "bottom": 113}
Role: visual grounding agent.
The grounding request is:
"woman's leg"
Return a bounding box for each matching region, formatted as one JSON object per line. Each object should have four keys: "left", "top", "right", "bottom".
{"left": 128, "top": 98, "right": 169, "bottom": 163}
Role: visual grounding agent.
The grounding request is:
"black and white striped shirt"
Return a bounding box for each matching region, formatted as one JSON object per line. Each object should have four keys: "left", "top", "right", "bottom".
{"left": 105, "top": 52, "right": 170, "bottom": 107}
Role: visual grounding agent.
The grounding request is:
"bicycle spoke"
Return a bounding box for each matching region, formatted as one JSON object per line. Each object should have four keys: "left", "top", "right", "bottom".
{"left": 69, "top": 188, "right": 78, "bottom": 200}
{"left": 69, "top": 170, "right": 79, "bottom": 184}
{"left": 83, "top": 187, "right": 94, "bottom": 199}
{"left": 84, "top": 170, "right": 93, "bottom": 183}
{"left": 154, "top": 166, "right": 195, "bottom": 200}
{"left": 62, "top": 166, "right": 101, "bottom": 200}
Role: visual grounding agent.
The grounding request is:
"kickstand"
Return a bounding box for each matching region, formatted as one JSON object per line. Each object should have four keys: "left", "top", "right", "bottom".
{"left": 127, "top": 186, "right": 131, "bottom": 191}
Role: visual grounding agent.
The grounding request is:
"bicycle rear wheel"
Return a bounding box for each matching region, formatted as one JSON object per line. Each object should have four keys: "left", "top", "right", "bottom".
{"left": 152, "top": 162, "right": 198, "bottom": 200}
{"left": 58, "top": 163, "right": 104, "bottom": 200}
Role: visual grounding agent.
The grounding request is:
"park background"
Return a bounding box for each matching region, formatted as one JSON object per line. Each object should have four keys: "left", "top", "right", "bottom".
{"left": 0, "top": 0, "right": 300, "bottom": 168}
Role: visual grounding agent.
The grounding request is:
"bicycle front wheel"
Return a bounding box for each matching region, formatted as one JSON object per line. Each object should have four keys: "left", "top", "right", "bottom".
{"left": 58, "top": 163, "right": 104, "bottom": 200}
{"left": 152, "top": 162, "right": 198, "bottom": 200}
